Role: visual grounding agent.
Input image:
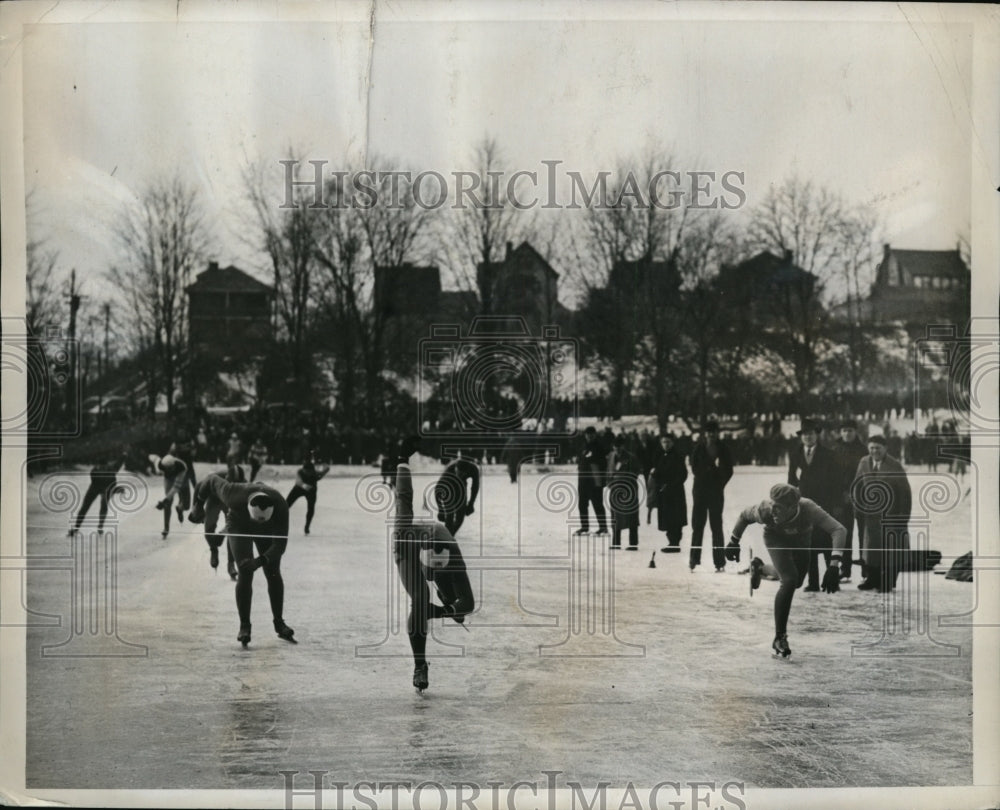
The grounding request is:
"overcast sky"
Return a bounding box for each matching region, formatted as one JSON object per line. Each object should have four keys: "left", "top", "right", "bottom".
{"left": 16, "top": 3, "right": 982, "bottom": 304}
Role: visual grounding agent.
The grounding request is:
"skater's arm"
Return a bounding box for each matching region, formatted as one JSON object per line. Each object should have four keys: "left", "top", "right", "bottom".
{"left": 802, "top": 500, "right": 848, "bottom": 557}
{"left": 197, "top": 472, "right": 245, "bottom": 508}
{"left": 731, "top": 502, "right": 767, "bottom": 541}
{"left": 466, "top": 462, "right": 480, "bottom": 508}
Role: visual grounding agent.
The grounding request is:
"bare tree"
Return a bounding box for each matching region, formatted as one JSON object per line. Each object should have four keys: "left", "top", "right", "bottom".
{"left": 746, "top": 176, "right": 848, "bottom": 401}
{"left": 312, "top": 161, "right": 435, "bottom": 425}
{"left": 246, "top": 157, "right": 320, "bottom": 402}
{"left": 436, "top": 137, "right": 528, "bottom": 317}
{"left": 109, "top": 176, "right": 210, "bottom": 415}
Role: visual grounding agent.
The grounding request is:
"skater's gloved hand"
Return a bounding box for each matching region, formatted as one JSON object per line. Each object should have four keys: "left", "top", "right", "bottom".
{"left": 821, "top": 561, "right": 841, "bottom": 593}
{"left": 725, "top": 538, "right": 741, "bottom": 562}
{"left": 465, "top": 504, "right": 475, "bottom": 516}
{"left": 238, "top": 556, "right": 266, "bottom": 574}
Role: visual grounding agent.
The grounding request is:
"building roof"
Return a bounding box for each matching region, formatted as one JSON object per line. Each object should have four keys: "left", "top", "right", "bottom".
{"left": 883, "top": 248, "right": 968, "bottom": 279}
{"left": 719, "top": 250, "right": 816, "bottom": 287}
{"left": 508, "top": 241, "right": 559, "bottom": 278}
{"left": 188, "top": 262, "right": 273, "bottom": 294}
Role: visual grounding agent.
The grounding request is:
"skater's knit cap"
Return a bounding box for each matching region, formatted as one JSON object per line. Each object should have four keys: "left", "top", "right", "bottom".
{"left": 867, "top": 434, "right": 887, "bottom": 445}
{"left": 248, "top": 492, "right": 275, "bottom": 508}
{"left": 769, "top": 483, "right": 800, "bottom": 508}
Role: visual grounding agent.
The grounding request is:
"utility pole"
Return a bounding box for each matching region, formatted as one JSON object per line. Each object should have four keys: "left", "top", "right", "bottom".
{"left": 66, "top": 269, "right": 82, "bottom": 423}
{"left": 98, "top": 302, "right": 110, "bottom": 426}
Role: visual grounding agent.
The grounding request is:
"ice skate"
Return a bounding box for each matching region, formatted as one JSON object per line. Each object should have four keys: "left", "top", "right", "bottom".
{"left": 413, "top": 662, "right": 429, "bottom": 692}
{"left": 209, "top": 546, "right": 219, "bottom": 570}
{"left": 227, "top": 559, "right": 238, "bottom": 580}
{"left": 176, "top": 505, "right": 184, "bottom": 523}
{"left": 238, "top": 623, "right": 251, "bottom": 648}
{"left": 161, "top": 530, "right": 168, "bottom": 540}
{"left": 274, "top": 621, "right": 297, "bottom": 643}
{"left": 772, "top": 634, "right": 792, "bottom": 659}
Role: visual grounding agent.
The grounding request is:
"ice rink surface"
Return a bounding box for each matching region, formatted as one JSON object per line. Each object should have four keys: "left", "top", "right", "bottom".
{"left": 22, "top": 461, "right": 975, "bottom": 790}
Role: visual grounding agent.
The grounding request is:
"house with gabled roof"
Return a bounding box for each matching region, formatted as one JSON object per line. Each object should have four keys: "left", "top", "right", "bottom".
{"left": 868, "top": 244, "right": 970, "bottom": 329}
{"left": 187, "top": 261, "right": 274, "bottom": 358}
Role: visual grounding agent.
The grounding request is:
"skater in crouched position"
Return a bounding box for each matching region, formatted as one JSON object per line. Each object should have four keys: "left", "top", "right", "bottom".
{"left": 188, "top": 473, "right": 296, "bottom": 647}
{"left": 725, "top": 483, "right": 846, "bottom": 658}
{"left": 286, "top": 455, "right": 330, "bottom": 535}
{"left": 393, "top": 437, "right": 474, "bottom": 692}
{"left": 150, "top": 453, "right": 191, "bottom": 539}
{"left": 202, "top": 463, "right": 246, "bottom": 579}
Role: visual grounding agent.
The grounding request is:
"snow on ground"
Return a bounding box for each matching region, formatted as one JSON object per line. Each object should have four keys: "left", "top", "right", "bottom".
{"left": 19, "top": 460, "right": 978, "bottom": 792}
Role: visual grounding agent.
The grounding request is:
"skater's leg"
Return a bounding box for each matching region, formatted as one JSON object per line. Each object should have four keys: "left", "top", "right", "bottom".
{"left": 394, "top": 542, "right": 431, "bottom": 665}
{"left": 304, "top": 491, "right": 316, "bottom": 533}
{"left": 230, "top": 535, "right": 255, "bottom": 626}
{"left": 576, "top": 480, "right": 590, "bottom": 532}
{"left": 628, "top": 525, "right": 638, "bottom": 548}
{"left": 689, "top": 494, "right": 707, "bottom": 567}
{"left": 97, "top": 486, "right": 110, "bottom": 532}
{"left": 72, "top": 483, "right": 101, "bottom": 532}
{"left": 593, "top": 487, "right": 608, "bottom": 533}
{"left": 765, "top": 535, "right": 810, "bottom": 637}
{"left": 430, "top": 544, "right": 475, "bottom": 619}
{"left": 708, "top": 493, "right": 726, "bottom": 568}
{"left": 257, "top": 537, "right": 289, "bottom": 630}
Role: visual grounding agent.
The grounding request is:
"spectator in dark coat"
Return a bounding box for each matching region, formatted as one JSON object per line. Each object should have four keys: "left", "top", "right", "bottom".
{"left": 607, "top": 434, "right": 641, "bottom": 549}
{"left": 689, "top": 420, "right": 734, "bottom": 572}
{"left": 852, "top": 434, "right": 912, "bottom": 592}
{"left": 833, "top": 420, "right": 868, "bottom": 582}
{"left": 787, "top": 419, "right": 841, "bottom": 591}
{"left": 647, "top": 433, "right": 688, "bottom": 553}
{"left": 575, "top": 426, "right": 608, "bottom": 534}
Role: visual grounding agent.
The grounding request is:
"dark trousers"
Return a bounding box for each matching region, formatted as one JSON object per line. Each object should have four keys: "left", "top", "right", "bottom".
{"left": 393, "top": 537, "right": 474, "bottom": 666}
{"left": 441, "top": 507, "right": 467, "bottom": 537}
{"left": 229, "top": 535, "right": 287, "bottom": 627}
{"left": 72, "top": 480, "right": 116, "bottom": 531}
{"left": 764, "top": 532, "right": 811, "bottom": 637}
{"left": 286, "top": 486, "right": 317, "bottom": 531}
{"left": 612, "top": 525, "right": 638, "bottom": 548}
{"left": 690, "top": 489, "right": 725, "bottom": 568}
{"left": 577, "top": 479, "right": 607, "bottom": 532}
{"left": 661, "top": 527, "right": 682, "bottom": 549}
{"left": 841, "top": 507, "right": 860, "bottom": 578}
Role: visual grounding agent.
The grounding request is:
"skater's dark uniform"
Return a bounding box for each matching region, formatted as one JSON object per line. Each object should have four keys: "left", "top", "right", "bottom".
{"left": 189, "top": 474, "right": 295, "bottom": 646}
{"left": 787, "top": 420, "right": 841, "bottom": 592}
{"left": 833, "top": 421, "right": 868, "bottom": 581}
{"left": 286, "top": 458, "right": 330, "bottom": 534}
{"left": 852, "top": 434, "right": 911, "bottom": 593}
{"left": 576, "top": 426, "right": 608, "bottom": 534}
{"left": 150, "top": 453, "right": 190, "bottom": 539}
{"left": 392, "top": 437, "right": 474, "bottom": 691}
{"left": 689, "top": 420, "right": 734, "bottom": 571}
{"left": 647, "top": 433, "right": 688, "bottom": 553}
{"left": 434, "top": 457, "right": 480, "bottom": 536}
{"left": 202, "top": 464, "right": 246, "bottom": 579}
{"left": 169, "top": 441, "right": 198, "bottom": 524}
{"left": 69, "top": 451, "right": 129, "bottom": 535}
{"left": 727, "top": 483, "right": 847, "bottom": 658}
{"left": 607, "top": 434, "right": 641, "bottom": 549}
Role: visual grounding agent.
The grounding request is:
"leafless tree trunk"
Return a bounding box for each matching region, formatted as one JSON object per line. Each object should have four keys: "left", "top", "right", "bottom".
{"left": 109, "top": 176, "right": 210, "bottom": 415}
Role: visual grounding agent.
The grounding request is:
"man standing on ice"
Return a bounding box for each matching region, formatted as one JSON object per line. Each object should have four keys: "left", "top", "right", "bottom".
{"left": 187, "top": 473, "right": 296, "bottom": 648}
{"left": 725, "top": 483, "right": 846, "bottom": 658}
{"left": 392, "top": 436, "right": 474, "bottom": 692}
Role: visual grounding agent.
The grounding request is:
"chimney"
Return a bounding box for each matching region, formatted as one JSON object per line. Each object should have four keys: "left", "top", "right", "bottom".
{"left": 782, "top": 249, "right": 793, "bottom": 264}
{"left": 208, "top": 260, "right": 219, "bottom": 273}
{"left": 506, "top": 241, "right": 514, "bottom": 260}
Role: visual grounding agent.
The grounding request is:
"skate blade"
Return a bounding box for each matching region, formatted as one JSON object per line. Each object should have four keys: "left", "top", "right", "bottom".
{"left": 279, "top": 635, "right": 298, "bottom": 644}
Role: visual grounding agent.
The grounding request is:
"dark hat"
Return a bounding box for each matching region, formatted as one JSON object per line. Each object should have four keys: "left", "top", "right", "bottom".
{"left": 613, "top": 433, "right": 626, "bottom": 446}
{"left": 398, "top": 435, "right": 421, "bottom": 458}
{"left": 583, "top": 426, "right": 597, "bottom": 435}
{"left": 703, "top": 419, "right": 720, "bottom": 432}
{"left": 839, "top": 420, "right": 858, "bottom": 430}
{"left": 660, "top": 432, "right": 676, "bottom": 441}
{"left": 867, "top": 434, "right": 887, "bottom": 446}
{"left": 769, "top": 483, "right": 801, "bottom": 508}
{"left": 796, "top": 419, "right": 821, "bottom": 435}
{"left": 248, "top": 492, "right": 275, "bottom": 509}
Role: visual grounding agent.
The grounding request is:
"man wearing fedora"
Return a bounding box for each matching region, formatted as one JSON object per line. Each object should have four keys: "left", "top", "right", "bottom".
{"left": 787, "top": 419, "right": 841, "bottom": 592}
{"left": 833, "top": 420, "right": 868, "bottom": 582}
{"left": 852, "top": 434, "right": 912, "bottom": 592}
{"left": 689, "top": 419, "right": 734, "bottom": 572}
